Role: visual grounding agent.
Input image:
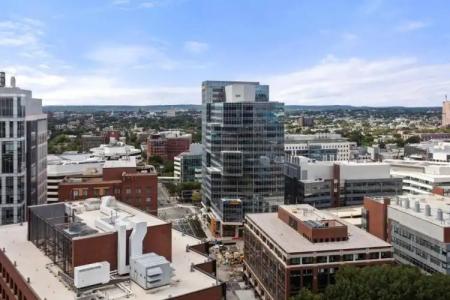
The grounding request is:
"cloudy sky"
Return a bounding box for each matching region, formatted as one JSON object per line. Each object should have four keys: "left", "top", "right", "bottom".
{"left": 1, "top": 0, "right": 450, "bottom": 106}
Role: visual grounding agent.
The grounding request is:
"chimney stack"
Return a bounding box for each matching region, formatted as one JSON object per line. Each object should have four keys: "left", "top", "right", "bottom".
{"left": 10, "top": 76, "right": 16, "bottom": 88}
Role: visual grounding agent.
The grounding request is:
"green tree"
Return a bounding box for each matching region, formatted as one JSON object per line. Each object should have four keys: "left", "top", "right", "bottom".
{"left": 292, "top": 265, "right": 450, "bottom": 300}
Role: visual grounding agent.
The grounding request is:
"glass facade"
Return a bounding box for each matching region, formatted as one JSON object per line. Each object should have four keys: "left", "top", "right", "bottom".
{"left": 202, "top": 81, "right": 284, "bottom": 232}
{"left": 0, "top": 85, "right": 47, "bottom": 225}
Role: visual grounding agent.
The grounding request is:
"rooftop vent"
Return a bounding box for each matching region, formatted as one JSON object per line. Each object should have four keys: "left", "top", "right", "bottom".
{"left": 436, "top": 208, "right": 443, "bottom": 221}
{"left": 414, "top": 201, "right": 420, "bottom": 213}
{"left": 425, "top": 205, "right": 431, "bottom": 217}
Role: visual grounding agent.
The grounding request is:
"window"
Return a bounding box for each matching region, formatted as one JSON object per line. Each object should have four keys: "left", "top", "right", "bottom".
{"left": 329, "top": 255, "right": 341, "bottom": 262}
{"left": 343, "top": 254, "right": 354, "bottom": 261}
{"left": 316, "top": 256, "right": 327, "bottom": 263}
{"left": 126, "top": 188, "right": 131, "bottom": 195}
{"left": 2, "top": 142, "right": 14, "bottom": 173}
{"left": 302, "top": 257, "right": 314, "bottom": 264}
{"left": 0, "top": 122, "right": 5, "bottom": 138}
{"left": 0, "top": 98, "right": 13, "bottom": 117}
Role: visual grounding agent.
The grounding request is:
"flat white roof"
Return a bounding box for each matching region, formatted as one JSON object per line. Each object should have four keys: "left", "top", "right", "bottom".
{"left": 0, "top": 224, "right": 219, "bottom": 299}
{"left": 389, "top": 194, "right": 450, "bottom": 227}
{"left": 247, "top": 205, "right": 391, "bottom": 254}
{"left": 103, "top": 156, "right": 136, "bottom": 169}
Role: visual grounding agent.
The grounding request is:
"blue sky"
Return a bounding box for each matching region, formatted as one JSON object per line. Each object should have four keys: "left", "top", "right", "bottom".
{"left": 1, "top": 0, "right": 450, "bottom": 106}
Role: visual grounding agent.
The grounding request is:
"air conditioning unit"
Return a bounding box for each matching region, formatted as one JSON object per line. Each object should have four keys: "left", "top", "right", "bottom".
{"left": 130, "top": 253, "right": 174, "bottom": 290}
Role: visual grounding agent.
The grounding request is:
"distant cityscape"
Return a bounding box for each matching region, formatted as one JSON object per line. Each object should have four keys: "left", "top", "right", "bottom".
{"left": 1, "top": 71, "right": 450, "bottom": 298}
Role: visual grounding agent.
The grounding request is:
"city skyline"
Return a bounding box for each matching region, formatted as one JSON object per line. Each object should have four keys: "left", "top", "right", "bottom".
{"left": 1, "top": 0, "right": 450, "bottom": 106}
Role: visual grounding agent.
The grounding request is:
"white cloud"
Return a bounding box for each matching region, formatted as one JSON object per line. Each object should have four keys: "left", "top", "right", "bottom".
{"left": 184, "top": 41, "right": 209, "bottom": 54}
{"left": 396, "top": 21, "right": 429, "bottom": 32}
{"left": 266, "top": 56, "right": 450, "bottom": 106}
{"left": 86, "top": 44, "right": 177, "bottom": 70}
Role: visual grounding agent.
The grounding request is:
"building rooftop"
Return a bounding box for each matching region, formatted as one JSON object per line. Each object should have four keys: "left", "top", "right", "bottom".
{"left": 285, "top": 133, "right": 353, "bottom": 144}
{"left": 389, "top": 194, "right": 450, "bottom": 228}
{"left": 246, "top": 204, "right": 391, "bottom": 254}
{"left": 0, "top": 200, "right": 219, "bottom": 300}
{"left": 103, "top": 156, "right": 137, "bottom": 169}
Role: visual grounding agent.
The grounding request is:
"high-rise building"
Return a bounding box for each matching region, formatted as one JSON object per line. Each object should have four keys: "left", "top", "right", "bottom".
{"left": 147, "top": 130, "right": 192, "bottom": 161}
{"left": 442, "top": 97, "right": 450, "bottom": 127}
{"left": 0, "top": 72, "right": 47, "bottom": 225}
{"left": 202, "top": 81, "right": 284, "bottom": 237}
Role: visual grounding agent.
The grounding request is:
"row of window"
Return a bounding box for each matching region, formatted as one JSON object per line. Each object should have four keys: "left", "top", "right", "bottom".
{"left": 0, "top": 259, "right": 30, "bottom": 300}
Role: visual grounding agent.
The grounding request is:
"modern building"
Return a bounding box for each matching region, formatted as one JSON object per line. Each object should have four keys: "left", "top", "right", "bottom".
{"left": 202, "top": 81, "right": 285, "bottom": 237}
{"left": 58, "top": 157, "right": 158, "bottom": 215}
{"left": 0, "top": 197, "right": 225, "bottom": 300}
{"left": 47, "top": 153, "right": 105, "bottom": 202}
{"left": 244, "top": 204, "right": 394, "bottom": 299}
{"left": 285, "top": 133, "right": 356, "bottom": 161}
{"left": 174, "top": 143, "right": 202, "bottom": 182}
{"left": 363, "top": 194, "right": 450, "bottom": 274}
{"left": 147, "top": 130, "right": 192, "bottom": 161}
{"left": 386, "top": 159, "right": 450, "bottom": 195}
{"left": 442, "top": 97, "right": 450, "bottom": 127}
{"left": 0, "top": 72, "right": 47, "bottom": 225}
{"left": 284, "top": 156, "right": 402, "bottom": 208}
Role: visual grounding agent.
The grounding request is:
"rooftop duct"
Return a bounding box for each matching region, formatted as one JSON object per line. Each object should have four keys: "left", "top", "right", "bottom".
{"left": 425, "top": 205, "right": 431, "bottom": 217}
{"left": 437, "top": 208, "right": 443, "bottom": 221}
{"left": 414, "top": 201, "right": 420, "bottom": 213}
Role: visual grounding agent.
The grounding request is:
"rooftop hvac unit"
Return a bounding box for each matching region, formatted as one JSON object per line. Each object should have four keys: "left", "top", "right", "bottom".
{"left": 74, "top": 261, "right": 110, "bottom": 289}
{"left": 130, "top": 253, "right": 174, "bottom": 290}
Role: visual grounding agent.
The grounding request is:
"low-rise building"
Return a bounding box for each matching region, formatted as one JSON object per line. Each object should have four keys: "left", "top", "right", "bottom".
{"left": 285, "top": 133, "right": 356, "bottom": 161}
{"left": 47, "top": 153, "right": 105, "bottom": 202}
{"left": 284, "top": 156, "right": 402, "bottom": 208}
{"left": 363, "top": 194, "right": 450, "bottom": 274}
{"left": 174, "top": 143, "right": 202, "bottom": 182}
{"left": 58, "top": 157, "right": 157, "bottom": 215}
{"left": 244, "top": 204, "right": 394, "bottom": 299}
{"left": 0, "top": 197, "right": 225, "bottom": 300}
{"left": 147, "top": 130, "right": 191, "bottom": 161}
{"left": 386, "top": 159, "right": 450, "bottom": 195}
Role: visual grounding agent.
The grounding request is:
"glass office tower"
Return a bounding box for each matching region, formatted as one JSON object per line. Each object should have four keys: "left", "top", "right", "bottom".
{"left": 202, "top": 81, "right": 284, "bottom": 237}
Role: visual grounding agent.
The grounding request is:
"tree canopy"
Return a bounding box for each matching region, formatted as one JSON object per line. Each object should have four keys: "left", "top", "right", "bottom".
{"left": 293, "top": 265, "right": 450, "bottom": 300}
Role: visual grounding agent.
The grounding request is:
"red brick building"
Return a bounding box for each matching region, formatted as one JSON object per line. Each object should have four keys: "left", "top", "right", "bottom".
{"left": 244, "top": 204, "right": 394, "bottom": 299}
{"left": 147, "top": 131, "right": 191, "bottom": 161}
{"left": 362, "top": 196, "right": 391, "bottom": 241}
{"left": 0, "top": 199, "right": 225, "bottom": 300}
{"left": 103, "top": 129, "right": 121, "bottom": 143}
{"left": 58, "top": 158, "right": 158, "bottom": 215}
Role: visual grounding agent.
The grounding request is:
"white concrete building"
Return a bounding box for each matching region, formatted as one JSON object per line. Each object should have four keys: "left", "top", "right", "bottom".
{"left": 386, "top": 159, "right": 450, "bottom": 195}
{"left": 285, "top": 133, "right": 356, "bottom": 161}
{"left": 388, "top": 194, "right": 450, "bottom": 274}
{"left": 285, "top": 156, "right": 402, "bottom": 207}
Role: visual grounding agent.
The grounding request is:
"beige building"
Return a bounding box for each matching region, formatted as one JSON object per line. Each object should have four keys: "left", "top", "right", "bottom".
{"left": 442, "top": 98, "right": 450, "bottom": 127}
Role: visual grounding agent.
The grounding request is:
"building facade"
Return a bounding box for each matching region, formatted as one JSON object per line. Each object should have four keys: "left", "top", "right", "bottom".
{"left": 386, "top": 159, "right": 450, "bottom": 195}
{"left": 285, "top": 133, "right": 356, "bottom": 161}
{"left": 147, "top": 130, "right": 192, "bottom": 161}
{"left": 202, "top": 81, "right": 285, "bottom": 237}
{"left": 174, "top": 143, "right": 202, "bottom": 182}
{"left": 284, "top": 156, "right": 402, "bottom": 208}
{"left": 244, "top": 205, "right": 394, "bottom": 299}
{"left": 363, "top": 194, "right": 450, "bottom": 274}
{"left": 389, "top": 195, "right": 450, "bottom": 274}
{"left": 0, "top": 72, "right": 47, "bottom": 225}
{"left": 442, "top": 98, "right": 450, "bottom": 128}
{"left": 58, "top": 157, "right": 158, "bottom": 215}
